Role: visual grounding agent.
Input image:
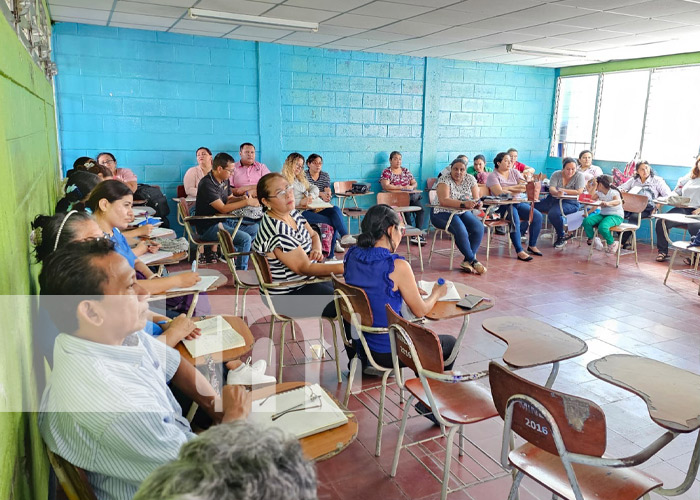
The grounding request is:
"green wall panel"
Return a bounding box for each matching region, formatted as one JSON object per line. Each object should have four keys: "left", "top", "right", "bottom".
{"left": 0, "top": 9, "right": 60, "bottom": 500}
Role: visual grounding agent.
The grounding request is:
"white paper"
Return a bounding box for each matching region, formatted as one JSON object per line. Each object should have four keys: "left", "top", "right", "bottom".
{"left": 307, "top": 199, "right": 333, "bottom": 209}
{"left": 182, "top": 316, "right": 245, "bottom": 357}
{"left": 417, "top": 280, "right": 461, "bottom": 301}
{"left": 139, "top": 250, "right": 174, "bottom": 264}
{"left": 150, "top": 227, "right": 175, "bottom": 238}
{"left": 564, "top": 210, "right": 585, "bottom": 231}
{"left": 249, "top": 384, "right": 348, "bottom": 439}
{"left": 167, "top": 275, "right": 218, "bottom": 293}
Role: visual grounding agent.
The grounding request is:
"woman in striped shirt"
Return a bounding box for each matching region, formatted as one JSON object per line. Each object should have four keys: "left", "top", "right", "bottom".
{"left": 252, "top": 173, "right": 343, "bottom": 318}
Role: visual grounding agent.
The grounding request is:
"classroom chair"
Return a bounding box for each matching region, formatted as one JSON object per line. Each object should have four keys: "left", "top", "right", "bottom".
{"left": 489, "top": 361, "right": 665, "bottom": 500}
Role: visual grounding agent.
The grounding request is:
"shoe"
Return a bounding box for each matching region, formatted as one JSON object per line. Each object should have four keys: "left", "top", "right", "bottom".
{"left": 198, "top": 253, "right": 208, "bottom": 265}
{"left": 656, "top": 252, "right": 668, "bottom": 262}
{"left": 471, "top": 260, "right": 487, "bottom": 274}
{"left": 587, "top": 238, "right": 593, "bottom": 246}
{"left": 340, "top": 234, "right": 356, "bottom": 246}
{"left": 606, "top": 241, "right": 619, "bottom": 254}
{"left": 527, "top": 246, "right": 543, "bottom": 256}
{"left": 362, "top": 365, "right": 386, "bottom": 377}
{"left": 460, "top": 260, "right": 474, "bottom": 273}
{"left": 409, "top": 236, "right": 426, "bottom": 246}
{"left": 593, "top": 237, "right": 604, "bottom": 251}
{"left": 495, "top": 226, "right": 506, "bottom": 235}
{"left": 414, "top": 401, "right": 439, "bottom": 425}
{"left": 335, "top": 241, "right": 345, "bottom": 253}
{"left": 517, "top": 253, "right": 533, "bottom": 262}
{"left": 622, "top": 243, "right": 632, "bottom": 250}
{"left": 203, "top": 251, "right": 218, "bottom": 264}
{"left": 562, "top": 233, "right": 575, "bottom": 242}
{"left": 227, "top": 358, "right": 276, "bottom": 386}
{"left": 553, "top": 237, "right": 566, "bottom": 249}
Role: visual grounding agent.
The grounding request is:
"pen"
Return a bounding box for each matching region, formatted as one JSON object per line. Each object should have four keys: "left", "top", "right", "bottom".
{"left": 156, "top": 320, "right": 168, "bottom": 325}
{"left": 437, "top": 278, "right": 445, "bottom": 285}
{"left": 192, "top": 259, "right": 198, "bottom": 273}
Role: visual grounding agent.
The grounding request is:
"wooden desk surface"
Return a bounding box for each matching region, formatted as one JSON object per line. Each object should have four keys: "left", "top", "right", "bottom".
{"left": 177, "top": 315, "right": 254, "bottom": 366}
{"left": 482, "top": 197, "right": 530, "bottom": 206}
{"left": 588, "top": 354, "right": 700, "bottom": 433}
{"left": 336, "top": 191, "right": 374, "bottom": 198}
{"left": 482, "top": 316, "right": 587, "bottom": 368}
{"left": 425, "top": 282, "right": 493, "bottom": 320}
{"left": 251, "top": 381, "right": 358, "bottom": 461}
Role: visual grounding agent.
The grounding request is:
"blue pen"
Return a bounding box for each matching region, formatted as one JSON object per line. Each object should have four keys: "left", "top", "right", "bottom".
{"left": 156, "top": 320, "right": 168, "bottom": 325}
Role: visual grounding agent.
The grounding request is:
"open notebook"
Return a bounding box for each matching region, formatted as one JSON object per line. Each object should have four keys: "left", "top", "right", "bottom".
{"left": 307, "top": 199, "right": 333, "bottom": 210}
{"left": 182, "top": 315, "right": 246, "bottom": 358}
{"left": 249, "top": 384, "right": 348, "bottom": 439}
{"left": 167, "top": 274, "right": 219, "bottom": 293}
{"left": 417, "top": 280, "right": 461, "bottom": 301}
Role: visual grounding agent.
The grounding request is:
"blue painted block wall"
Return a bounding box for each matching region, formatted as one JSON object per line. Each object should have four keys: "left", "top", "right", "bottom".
{"left": 53, "top": 22, "right": 558, "bottom": 225}
{"left": 53, "top": 22, "right": 259, "bottom": 218}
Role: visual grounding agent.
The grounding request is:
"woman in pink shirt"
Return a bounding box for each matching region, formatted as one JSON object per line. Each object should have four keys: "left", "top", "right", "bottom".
{"left": 486, "top": 152, "right": 543, "bottom": 261}
{"left": 182, "top": 147, "right": 212, "bottom": 198}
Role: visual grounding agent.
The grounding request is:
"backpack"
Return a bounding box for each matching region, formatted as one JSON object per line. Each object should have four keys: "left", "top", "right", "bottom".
{"left": 310, "top": 223, "right": 334, "bottom": 256}
{"left": 134, "top": 184, "right": 170, "bottom": 228}
{"left": 612, "top": 153, "right": 638, "bottom": 186}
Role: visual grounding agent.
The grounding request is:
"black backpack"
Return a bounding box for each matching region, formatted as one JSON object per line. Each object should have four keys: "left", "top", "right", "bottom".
{"left": 134, "top": 184, "right": 170, "bottom": 228}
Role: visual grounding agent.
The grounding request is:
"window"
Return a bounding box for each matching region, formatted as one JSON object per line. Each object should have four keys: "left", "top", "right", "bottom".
{"left": 552, "top": 75, "right": 599, "bottom": 158}
{"left": 594, "top": 71, "right": 649, "bottom": 162}
{"left": 551, "top": 65, "right": 700, "bottom": 167}
{"left": 642, "top": 66, "right": 700, "bottom": 167}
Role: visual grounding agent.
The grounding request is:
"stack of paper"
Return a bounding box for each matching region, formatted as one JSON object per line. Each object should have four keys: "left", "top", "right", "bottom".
{"left": 249, "top": 384, "right": 348, "bottom": 439}
{"left": 182, "top": 315, "right": 246, "bottom": 357}
{"left": 149, "top": 227, "right": 175, "bottom": 238}
{"left": 139, "top": 250, "right": 174, "bottom": 264}
{"left": 417, "top": 280, "right": 461, "bottom": 301}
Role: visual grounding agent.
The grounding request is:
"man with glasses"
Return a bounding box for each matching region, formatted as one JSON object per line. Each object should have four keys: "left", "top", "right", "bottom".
{"left": 230, "top": 143, "right": 270, "bottom": 197}
{"left": 194, "top": 152, "right": 261, "bottom": 268}
{"left": 96, "top": 152, "right": 138, "bottom": 192}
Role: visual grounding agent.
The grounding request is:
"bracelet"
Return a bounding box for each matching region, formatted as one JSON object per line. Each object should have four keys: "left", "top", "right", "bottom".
{"left": 147, "top": 274, "right": 158, "bottom": 280}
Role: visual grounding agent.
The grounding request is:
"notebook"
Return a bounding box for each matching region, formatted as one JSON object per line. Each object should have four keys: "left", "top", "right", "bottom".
{"left": 167, "top": 275, "right": 219, "bottom": 293}
{"left": 249, "top": 384, "right": 348, "bottom": 439}
{"left": 417, "top": 280, "right": 461, "bottom": 301}
{"left": 307, "top": 198, "right": 334, "bottom": 210}
{"left": 182, "top": 315, "right": 246, "bottom": 358}
{"left": 139, "top": 250, "right": 174, "bottom": 265}
{"left": 150, "top": 227, "right": 175, "bottom": 238}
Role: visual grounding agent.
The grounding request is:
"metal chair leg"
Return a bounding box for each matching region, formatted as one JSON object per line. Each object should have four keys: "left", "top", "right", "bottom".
{"left": 508, "top": 471, "right": 524, "bottom": 500}
{"left": 440, "top": 425, "right": 460, "bottom": 500}
{"left": 267, "top": 316, "right": 276, "bottom": 366}
{"left": 391, "top": 394, "right": 414, "bottom": 477}
{"left": 449, "top": 235, "right": 455, "bottom": 270}
{"left": 665, "top": 249, "right": 678, "bottom": 285}
{"left": 344, "top": 356, "right": 359, "bottom": 407}
{"left": 375, "top": 369, "right": 392, "bottom": 456}
{"left": 329, "top": 318, "right": 342, "bottom": 383}
{"left": 429, "top": 230, "right": 438, "bottom": 265}
{"left": 458, "top": 425, "right": 464, "bottom": 457}
{"left": 278, "top": 321, "right": 288, "bottom": 383}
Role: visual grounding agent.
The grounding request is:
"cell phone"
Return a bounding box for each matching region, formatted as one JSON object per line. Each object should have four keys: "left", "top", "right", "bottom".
{"left": 456, "top": 294, "right": 484, "bottom": 310}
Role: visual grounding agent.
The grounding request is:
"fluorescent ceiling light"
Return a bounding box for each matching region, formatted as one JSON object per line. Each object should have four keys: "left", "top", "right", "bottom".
{"left": 506, "top": 43, "right": 588, "bottom": 58}
{"left": 188, "top": 8, "right": 319, "bottom": 32}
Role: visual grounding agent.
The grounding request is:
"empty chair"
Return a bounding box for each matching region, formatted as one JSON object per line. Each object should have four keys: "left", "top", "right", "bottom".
{"left": 489, "top": 361, "right": 666, "bottom": 500}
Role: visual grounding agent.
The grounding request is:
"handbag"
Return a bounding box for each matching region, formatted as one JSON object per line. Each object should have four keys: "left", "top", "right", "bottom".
{"left": 526, "top": 181, "right": 541, "bottom": 223}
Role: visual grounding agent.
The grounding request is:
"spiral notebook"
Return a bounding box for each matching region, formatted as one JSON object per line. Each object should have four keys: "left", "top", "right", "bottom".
{"left": 182, "top": 316, "right": 246, "bottom": 358}
{"left": 249, "top": 384, "right": 348, "bottom": 439}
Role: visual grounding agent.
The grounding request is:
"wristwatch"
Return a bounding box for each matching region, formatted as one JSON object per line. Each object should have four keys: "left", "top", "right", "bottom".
{"left": 459, "top": 202, "right": 466, "bottom": 209}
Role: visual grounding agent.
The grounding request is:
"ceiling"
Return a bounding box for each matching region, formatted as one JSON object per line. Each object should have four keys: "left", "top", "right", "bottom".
{"left": 46, "top": 0, "right": 700, "bottom": 67}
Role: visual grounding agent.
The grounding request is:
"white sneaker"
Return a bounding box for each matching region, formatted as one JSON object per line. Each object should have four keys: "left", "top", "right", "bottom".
{"left": 227, "top": 358, "right": 276, "bottom": 386}
{"left": 593, "top": 237, "right": 604, "bottom": 251}
{"left": 607, "top": 241, "right": 619, "bottom": 254}
{"left": 335, "top": 241, "right": 345, "bottom": 253}
{"left": 340, "top": 234, "right": 356, "bottom": 246}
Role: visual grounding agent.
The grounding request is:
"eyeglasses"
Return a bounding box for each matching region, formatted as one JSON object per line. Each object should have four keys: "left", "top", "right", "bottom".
{"left": 273, "top": 185, "right": 294, "bottom": 199}
{"left": 396, "top": 225, "right": 406, "bottom": 236}
{"left": 101, "top": 159, "right": 116, "bottom": 165}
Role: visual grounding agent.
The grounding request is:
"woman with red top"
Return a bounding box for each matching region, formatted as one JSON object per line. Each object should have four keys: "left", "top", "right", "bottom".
{"left": 379, "top": 151, "right": 425, "bottom": 244}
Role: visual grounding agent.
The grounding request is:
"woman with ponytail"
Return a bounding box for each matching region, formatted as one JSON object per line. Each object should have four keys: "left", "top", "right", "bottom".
{"left": 55, "top": 171, "right": 101, "bottom": 213}
{"left": 343, "top": 204, "right": 454, "bottom": 372}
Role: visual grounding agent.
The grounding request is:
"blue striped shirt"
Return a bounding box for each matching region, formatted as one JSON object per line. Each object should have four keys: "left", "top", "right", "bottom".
{"left": 39, "top": 331, "right": 194, "bottom": 500}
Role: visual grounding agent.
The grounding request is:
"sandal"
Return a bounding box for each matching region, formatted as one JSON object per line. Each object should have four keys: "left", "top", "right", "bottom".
{"left": 683, "top": 257, "right": 694, "bottom": 266}
{"left": 656, "top": 253, "right": 668, "bottom": 262}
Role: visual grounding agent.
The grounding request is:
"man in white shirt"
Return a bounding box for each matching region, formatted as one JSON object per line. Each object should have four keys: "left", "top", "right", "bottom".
{"left": 38, "top": 239, "right": 251, "bottom": 500}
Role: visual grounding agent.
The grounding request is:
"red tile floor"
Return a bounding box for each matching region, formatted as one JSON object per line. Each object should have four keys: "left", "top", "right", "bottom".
{"left": 183, "top": 233, "right": 700, "bottom": 500}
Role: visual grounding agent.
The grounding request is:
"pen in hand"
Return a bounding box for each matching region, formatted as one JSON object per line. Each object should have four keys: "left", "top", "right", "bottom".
{"left": 192, "top": 258, "right": 198, "bottom": 273}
